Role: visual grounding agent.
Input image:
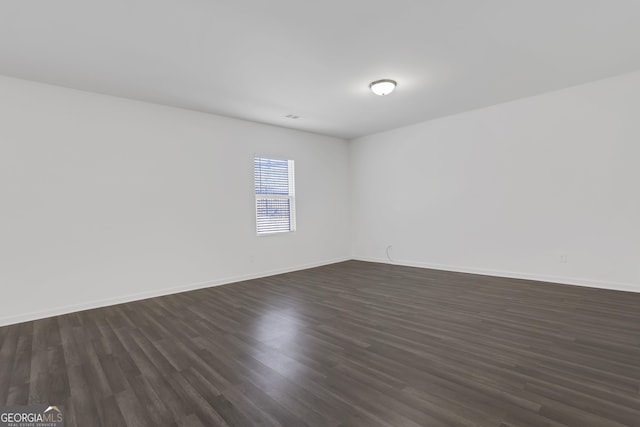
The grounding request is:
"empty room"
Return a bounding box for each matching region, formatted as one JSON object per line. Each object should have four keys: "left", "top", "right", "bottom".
{"left": 1, "top": 1, "right": 639, "bottom": 426}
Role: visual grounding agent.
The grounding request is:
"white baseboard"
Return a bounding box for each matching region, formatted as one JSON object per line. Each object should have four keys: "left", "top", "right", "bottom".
{"left": 4, "top": 256, "right": 636, "bottom": 327}
{"left": 0, "top": 257, "right": 351, "bottom": 327}
{"left": 352, "top": 256, "right": 640, "bottom": 294}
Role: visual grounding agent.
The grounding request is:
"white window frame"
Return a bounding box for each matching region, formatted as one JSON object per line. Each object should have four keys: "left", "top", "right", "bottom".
{"left": 254, "top": 157, "right": 296, "bottom": 236}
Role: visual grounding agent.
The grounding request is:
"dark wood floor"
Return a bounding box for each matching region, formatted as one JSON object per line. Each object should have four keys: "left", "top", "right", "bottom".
{"left": 1, "top": 261, "right": 639, "bottom": 426}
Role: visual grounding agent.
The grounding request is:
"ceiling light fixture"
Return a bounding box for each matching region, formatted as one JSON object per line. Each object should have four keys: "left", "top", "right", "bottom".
{"left": 369, "top": 79, "right": 397, "bottom": 96}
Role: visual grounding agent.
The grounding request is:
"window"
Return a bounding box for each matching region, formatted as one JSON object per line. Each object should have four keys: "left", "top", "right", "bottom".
{"left": 254, "top": 157, "right": 296, "bottom": 235}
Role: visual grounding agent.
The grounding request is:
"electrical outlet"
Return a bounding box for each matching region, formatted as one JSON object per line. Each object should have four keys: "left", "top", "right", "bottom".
{"left": 559, "top": 254, "right": 568, "bottom": 264}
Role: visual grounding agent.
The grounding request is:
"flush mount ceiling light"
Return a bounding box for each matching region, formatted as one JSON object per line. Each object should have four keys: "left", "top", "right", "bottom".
{"left": 369, "top": 79, "right": 397, "bottom": 96}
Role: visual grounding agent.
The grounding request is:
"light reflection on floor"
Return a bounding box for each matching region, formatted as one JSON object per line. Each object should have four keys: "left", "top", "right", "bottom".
{"left": 251, "top": 308, "right": 306, "bottom": 382}
{"left": 255, "top": 308, "right": 303, "bottom": 343}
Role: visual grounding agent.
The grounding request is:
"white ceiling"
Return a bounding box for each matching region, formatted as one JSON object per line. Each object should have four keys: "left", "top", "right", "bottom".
{"left": 1, "top": 1, "right": 640, "bottom": 139}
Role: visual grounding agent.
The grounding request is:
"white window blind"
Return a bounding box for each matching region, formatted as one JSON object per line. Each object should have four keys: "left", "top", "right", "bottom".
{"left": 254, "top": 157, "right": 296, "bottom": 234}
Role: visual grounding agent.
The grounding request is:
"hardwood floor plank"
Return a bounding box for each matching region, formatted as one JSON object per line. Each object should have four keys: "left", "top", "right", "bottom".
{"left": 166, "top": 372, "right": 230, "bottom": 427}
{"left": 0, "top": 325, "right": 18, "bottom": 405}
{"left": 0, "top": 261, "right": 639, "bottom": 426}
{"left": 115, "top": 387, "right": 152, "bottom": 427}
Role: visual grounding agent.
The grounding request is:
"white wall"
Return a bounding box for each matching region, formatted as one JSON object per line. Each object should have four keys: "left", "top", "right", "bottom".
{"left": 2, "top": 70, "right": 639, "bottom": 327}
{"left": 0, "top": 75, "right": 350, "bottom": 326}
{"left": 350, "top": 71, "right": 640, "bottom": 292}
